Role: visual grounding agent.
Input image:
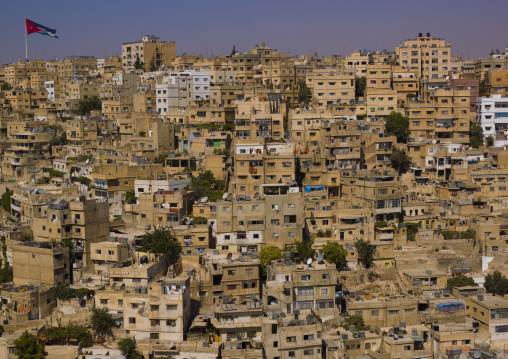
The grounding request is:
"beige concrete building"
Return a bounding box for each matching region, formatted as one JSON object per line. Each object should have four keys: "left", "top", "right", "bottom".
{"left": 122, "top": 35, "right": 176, "bottom": 72}
{"left": 396, "top": 33, "right": 451, "bottom": 81}
{"left": 264, "top": 258, "right": 338, "bottom": 320}
{"left": 306, "top": 69, "right": 355, "bottom": 105}
{"left": 11, "top": 241, "right": 70, "bottom": 287}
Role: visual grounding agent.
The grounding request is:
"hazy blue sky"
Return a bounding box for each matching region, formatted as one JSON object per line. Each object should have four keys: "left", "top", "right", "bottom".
{"left": 2, "top": 0, "right": 507, "bottom": 64}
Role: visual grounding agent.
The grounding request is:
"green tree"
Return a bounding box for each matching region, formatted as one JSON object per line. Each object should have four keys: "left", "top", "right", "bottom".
{"left": 14, "top": 331, "right": 45, "bottom": 359}
{"left": 344, "top": 314, "right": 370, "bottom": 331}
{"left": 124, "top": 190, "right": 136, "bottom": 204}
{"left": 479, "top": 79, "right": 488, "bottom": 97}
{"left": 149, "top": 56, "right": 157, "bottom": 72}
{"left": 375, "top": 221, "right": 388, "bottom": 228}
{"left": 385, "top": 111, "right": 410, "bottom": 143}
{"left": 231, "top": 45, "right": 237, "bottom": 56}
{"left": 154, "top": 153, "right": 168, "bottom": 166}
{"left": 485, "top": 270, "right": 508, "bottom": 295}
{"left": 321, "top": 241, "right": 347, "bottom": 268}
{"left": 259, "top": 245, "right": 283, "bottom": 278}
{"left": 187, "top": 171, "right": 226, "bottom": 201}
{"left": 55, "top": 282, "right": 75, "bottom": 301}
{"left": 133, "top": 56, "right": 144, "bottom": 70}
{"left": 1, "top": 189, "right": 13, "bottom": 212}
{"left": 1, "top": 82, "right": 12, "bottom": 91}
{"left": 470, "top": 123, "right": 484, "bottom": 148}
{"left": 90, "top": 307, "right": 116, "bottom": 338}
{"left": 486, "top": 135, "right": 494, "bottom": 147}
{"left": 49, "top": 169, "right": 65, "bottom": 178}
{"left": 297, "top": 80, "right": 312, "bottom": 104}
{"left": 291, "top": 239, "right": 315, "bottom": 262}
{"left": 447, "top": 275, "right": 477, "bottom": 289}
{"left": 48, "top": 132, "right": 68, "bottom": 152}
{"left": 461, "top": 228, "right": 476, "bottom": 240}
{"left": 354, "top": 238, "right": 374, "bottom": 268}
{"left": 192, "top": 216, "right": 208, "bottom": 225}
{"left": 390, "top": 147, "right": 412, "bottom": 175}
{"left": 406, "top": 223, "right": 420, "bottom": 241}
{"left": 118, "top": 337, "right": 143, "bottom": 359}
{"left": 355, "top": 76, "right": 366, "bottom": 98}
{"left": 77, "top": 95, "right": 102, "bottom": 116}
{"left": 140, "top": 227, "right": 182, "bottom": 262}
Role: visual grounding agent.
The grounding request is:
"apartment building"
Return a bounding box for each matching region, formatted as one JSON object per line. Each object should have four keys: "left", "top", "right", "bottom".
{"left": 392, "top": 66, "right": 419, "bottom": 103}
{"left": 196, "top": 253, "right": 260, "bottom": 307}
{"left": 0, "top": 285, "right": 57, "bottom": 325}
{"left": 306, "top": 69, "right": 355, "bottom": 105}
{"left": 477, "top": 94, "right": 508, "bottom": 147}
{"left": 366, "top": 64, "right": 392, "bottom": 90}
{"left": 235, "top": 114, "right": 284, "bottom": 142}
{"left": 231, "top": 141, "right": 295, "bottom": 197}
{"left": 344, "top": 51, "right": 371, "bottom": 77}
{"left": 396, "top": 33, "right": 451, "bottom": 81}
{"left": 468, "top": 295, "right": 508, "bottom": 344}
{"left": 156, "top": 75, "right": 193, "bottom": 114}
{"left": 215, "top": 185, "right": 303, "bottom": 252}
{"left": 120, "top": 275, "right": 191, "bottom": 343}
{"left": 91, "top": 162, "right": 163, "bottom": 203}
{"left": 264, "top": 258, "right": 337, "bottom": 319}
{"left": 342, "top": 174, "right": 402, "bottom": 222}
{"left": 4, "top": 88, "right": 48, "bottom": 111}
{"left": 346, "top": 294, "right": 419, "bottom": 327}
{"left": 122, "top": 35, "right": 176, "bottom": 71}
{"left": 365, "top": 89, "right": 397, "bottom": 118}
{"left": 211, "top": 297, "right": 263, "bottom": 342}
{"left": 401, "top": 269, "right": 447, "bottom": 293}
{"left": 11, "top": 241, "right": 70, "bottom": 287}
{"left": 262, "top": 313, "right": 323, "bottom": 359}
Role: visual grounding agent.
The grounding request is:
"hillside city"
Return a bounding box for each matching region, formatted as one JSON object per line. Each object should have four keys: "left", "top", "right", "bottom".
{"left": 1, "top": 33, "right": 508, "bottom": 359}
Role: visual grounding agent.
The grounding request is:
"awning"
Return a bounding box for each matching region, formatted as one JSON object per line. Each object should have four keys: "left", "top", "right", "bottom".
{"left": 413, "top": 338, "right": 425, "bottom": 342}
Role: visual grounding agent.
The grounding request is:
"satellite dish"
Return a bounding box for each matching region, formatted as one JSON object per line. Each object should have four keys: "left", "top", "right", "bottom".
{"left": 317, "top": 254, "right": 324, "bottom": 262}
{"left": 307, "top": 258, "right": 312, "bottom": 265}
{"left": 474, "top": 351, "right": 481, "bottom": 359}
{"left": 226, "top": 253, "right": 232, "bottom": 260}
{"left": 459, "top": 352, "right": 468, "bottom": 359}
{"left": 222, "top": 192, "right": 229, "bottom": 200}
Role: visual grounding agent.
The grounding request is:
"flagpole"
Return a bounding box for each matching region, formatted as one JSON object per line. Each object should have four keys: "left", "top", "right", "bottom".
{"left": 25, "top": 17, "right": 28, "bottom": 60}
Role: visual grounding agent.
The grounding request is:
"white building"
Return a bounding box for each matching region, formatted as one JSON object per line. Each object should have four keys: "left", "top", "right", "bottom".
{"left": 44, "top": 81, "right": 56, "bottom": 102}
{"left": 477, "top": 94, "right": 508, "bottom": 147}
{"left": 170, "top": 71, "right": 210, "bottom": 101}
{"left": 156, "top": 75, "right": 193, "bottom": 114}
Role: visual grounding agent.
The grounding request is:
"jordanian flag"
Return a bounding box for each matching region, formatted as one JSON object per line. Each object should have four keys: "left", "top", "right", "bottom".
{"left": 26, "top": 19, "right": 58, "bottom": 38}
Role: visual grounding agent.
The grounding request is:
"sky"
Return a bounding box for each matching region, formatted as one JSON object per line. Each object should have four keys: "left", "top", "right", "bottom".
{"left": 1, "top": 0, "right": 508, "bottom": 64}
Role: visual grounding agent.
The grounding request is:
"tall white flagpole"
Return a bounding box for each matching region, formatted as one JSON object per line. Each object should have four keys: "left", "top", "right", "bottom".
{"left": 25, "top": 17, "right": 28, "bottom": 60}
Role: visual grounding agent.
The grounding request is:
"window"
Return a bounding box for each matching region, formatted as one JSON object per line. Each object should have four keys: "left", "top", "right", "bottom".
{"left": 287, "top": 336, "right": 296, "bottom": 342}
{"left": 388, "top": 310, "right": 399, "bottom": 315}
{"left": 405, "top": 308, "right": 414, "bottom": 314}
{"left": 227, "top": 284, "right": 237, "bottom": 290}
{"left": 166, "top": 319, "right": 176, "bottom": 327}
{"left": 252, "top": 205, "right": 259, "bottom": 210}
{"left": 303, "top": 334, "right": 314, "bottom": 341}
{"left": 129, "top": 317, "right": 136, "bottom": 324}
{"left": 321, "top": 288, "right": 328, "bottom": 294}
{"left": 228, "top": 270, "right": 235, "bottom": 275}
{"left": 246, "top": 268, "right": 253, "bottom": 274}
{"left": 150, "top": 333, "right": 159, "bottom": 340}
{"left": 96, "top": 250, "right": 101, "bottom": 254}
{"left": 108, "top": 250, "right": 114, "bottom": 255}
{"left": 371, "top": 310, "right": 379, "bottom": 316}
{"left": 301, "top": 275, "right": 311, "bottom": 281}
